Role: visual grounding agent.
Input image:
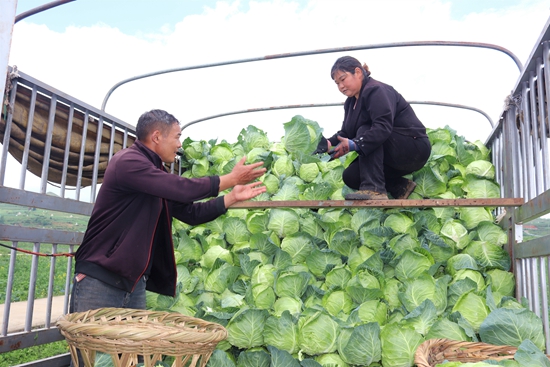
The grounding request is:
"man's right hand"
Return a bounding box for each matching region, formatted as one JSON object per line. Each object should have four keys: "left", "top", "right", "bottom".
{"left": 220, "top": 156, "right": 266, "bottom": 191}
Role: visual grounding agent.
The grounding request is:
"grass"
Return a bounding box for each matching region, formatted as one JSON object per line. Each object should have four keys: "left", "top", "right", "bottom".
{"left": 0, "top": 341, "right": 69, "bottom": 367}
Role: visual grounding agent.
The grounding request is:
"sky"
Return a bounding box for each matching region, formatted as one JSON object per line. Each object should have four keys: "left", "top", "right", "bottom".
{"left": 8, "top": 0, "right": 550, "bottom": 144}
{"left": 5, "top": 0, "right": 550, "bottom": 196}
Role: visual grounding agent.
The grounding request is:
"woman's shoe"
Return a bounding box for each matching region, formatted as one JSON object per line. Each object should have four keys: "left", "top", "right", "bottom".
{"left": 345, "top": 190, "right": 388, "bottom": 200}
{"left": 394, "top": 180, "right": 416, "bottom": 199}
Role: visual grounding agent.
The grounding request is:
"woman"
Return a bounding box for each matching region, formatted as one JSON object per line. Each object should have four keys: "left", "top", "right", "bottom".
{"left": 318, "top": 56, "right": 431, "bottom": 200}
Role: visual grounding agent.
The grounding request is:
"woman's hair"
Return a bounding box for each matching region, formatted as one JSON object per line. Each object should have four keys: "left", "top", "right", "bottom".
{"left": 330, "top": 56, "right": 371, "bottom": 79}
{"left": 136, "top": 109, "right": 180, "bottom": 140}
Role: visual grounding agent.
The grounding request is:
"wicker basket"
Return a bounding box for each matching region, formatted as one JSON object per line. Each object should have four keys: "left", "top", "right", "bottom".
{"left": 414, "top": 338, "right": 550, "bottom": 366}
{"left": 57, "top": 308, "right": 228, "bottom": 367}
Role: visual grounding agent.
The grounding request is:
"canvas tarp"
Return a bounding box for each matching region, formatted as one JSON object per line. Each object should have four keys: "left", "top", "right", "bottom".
{"left": 1, "top": 84, "right": 135, "bottom": 187}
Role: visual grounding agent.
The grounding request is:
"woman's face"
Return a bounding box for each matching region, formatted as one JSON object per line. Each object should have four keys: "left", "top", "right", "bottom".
{"left": 333, "top": 67, "right": 363, "bottom": 98}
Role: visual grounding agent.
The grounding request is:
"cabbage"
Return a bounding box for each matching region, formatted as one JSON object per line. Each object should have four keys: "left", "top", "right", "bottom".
{"left": 380, "top": 323, "right": 424, "bottom": 367}
{"left": 167, "top": 121, "right": 546, "bottom": 365}
{"left": 267, "top": 209, "right": 300, "bottom": 238}
{"left": 299, "top": 162, "right": 320, "bottom": 182}
{"left": 273, "top": 155, "right": 295, "bottom": 178}
{"left": 452, "top": 291, "right": 490, "bottom": 331}
{"left": 298, "top": 310, "right": 340, "bottom": 355}
{"left": 480, "top": 308, "right": 545, "bottom": 350}
{"left": 227, "top": 308, "right": 269, "bottom": 349}
{"left": 283, "top": 115, "right": 323, "bottom": 155}
{"left": 264, "top": 311, "right": 299, "bottom": 353}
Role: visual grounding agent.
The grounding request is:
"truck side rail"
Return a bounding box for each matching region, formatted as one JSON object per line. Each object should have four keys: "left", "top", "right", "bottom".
{"left": 492, "top": 17, "right": 550, "bottom": 352}
{"left": 0, "top": 69, "right": 134, "bottom": 366}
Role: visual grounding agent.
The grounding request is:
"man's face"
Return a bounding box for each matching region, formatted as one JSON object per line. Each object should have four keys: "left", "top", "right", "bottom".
{"left": 156, "top": 123, "right": 182, "bottom": 163}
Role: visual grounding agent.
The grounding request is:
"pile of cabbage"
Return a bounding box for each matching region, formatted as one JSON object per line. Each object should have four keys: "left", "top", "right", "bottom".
{"left": 148, "top": 116, "right": 546, "bottom": 367}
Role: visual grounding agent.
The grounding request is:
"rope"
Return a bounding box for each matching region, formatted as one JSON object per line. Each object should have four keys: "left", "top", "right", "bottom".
{"left": 0, "top": 242, "right": 75, "bottom": 257}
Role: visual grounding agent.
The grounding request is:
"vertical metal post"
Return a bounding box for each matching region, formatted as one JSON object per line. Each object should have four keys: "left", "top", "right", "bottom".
{"left": 45, "top": 244, "right": 57, "bottom": 328}
{"left": 520, "top": 82, "right": 532, "bottom": 201}
{"left": 25, "top": 243, "right": 40, "bottom": 331}
{"left": 60, "top": 104, "right": 75, "bottom": 197}
{"left": 530, "top": 68, "right": 543, "bottom": 197}
{"left": 19, "top": 85, "right": 38, "bottom": 189}
{"left": 0, "top": 0, "right": 17, "bottom": 104}
{"left": 64, "top": 245, "right": 75, "bottom": 315}
{"left": 536, "top": 59, "right": 550, "bottom": 194}
{"left": 0, "top": 80, "right": 17, "bottom": 185}
{"left": 40, "top": 95, "right": 57, "bottom": 193}
{"left": 91, "top": 116, "right": 104, "bottom": 201}
{"left": 502, "top": 104, "right": 520, "bottom": 277}
{"left": 1, "top": 241, "right": 18, "bottom": 336}
{"left": 540, "top": 256, "right": 550, "bottom": 351}
{"left": 76, "top": 110, "right": 90, "bottom": 201}
{"left": 542, "top": 42, "right": 550, "bottom": 190}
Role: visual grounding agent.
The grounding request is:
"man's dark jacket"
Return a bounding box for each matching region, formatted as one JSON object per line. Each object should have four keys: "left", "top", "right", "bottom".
{"left": 75, "top": 140, "right": 227, "bottom": 296}
{"left": 328, "top": 76, "right": 427, "bottom": 156}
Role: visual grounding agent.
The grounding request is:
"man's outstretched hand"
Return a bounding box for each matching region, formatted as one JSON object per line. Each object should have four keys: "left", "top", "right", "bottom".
{"left": 220, "top": 156, "right": 267, "bottom": 191}
{"left": 224, "top": 181, "right": 267, "bottom": 207}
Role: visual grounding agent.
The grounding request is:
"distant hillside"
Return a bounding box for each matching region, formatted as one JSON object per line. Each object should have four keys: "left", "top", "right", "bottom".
{"left": 0, "top": 202, "right": 89, "bottom": 232}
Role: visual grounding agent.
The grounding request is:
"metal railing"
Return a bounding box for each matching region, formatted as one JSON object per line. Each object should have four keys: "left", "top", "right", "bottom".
{"left": 494, "top": 18, "right": 550, "bottom": 351}
{"left": 0, "top": 68, "right": 136, "bottom": 366}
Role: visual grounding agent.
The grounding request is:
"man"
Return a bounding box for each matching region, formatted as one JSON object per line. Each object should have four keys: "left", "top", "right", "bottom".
{"left": 70, "top": 109, "right": 266, "bottom": 314}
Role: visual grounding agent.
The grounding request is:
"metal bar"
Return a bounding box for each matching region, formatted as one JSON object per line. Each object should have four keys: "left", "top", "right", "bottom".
{"left": 19, "top": 85, "right": 38, "bottom": 189}
{"left": 532, "top": 258, "right": 540, "bottom": 317}
{"left": 1, "top": 241, "right": 17, "bottom": 336}
{"left": 529, "top": 69, "right": 543, "bottom": 197}
{"left": 534, "top": 63, "right": 545, "bottom": 196}
{"left": 514, "top": 189, "right": 550, "bottom": 224}
{"left": 91, "top": 116, "right": 104, "bottom": 201}
{"left": 516, "top": 259, "right": 527, "bottom": 299}
{"left": 510, "top": 107, "right": 523, "bottom": 199}
{"left": 544, "top": 257, "right": 550, "bottom": 352}
{"left": 514, "top": 234, "right": 550, "bottom": 259}
{"left": 0, "top": 187, "right": 94, "bottom": 215}
{"left": 102, "top": 41, "right": 522, "bottom": 111}
{"left": 40, "top": 95, "right": 57, "bottom": 194}
{"left": 180, "top": 101, "right": 494, "bottom": 132}
{"left": 0, "top": 224, "right": 85, "bottom": 244}
{"left": 229, "top": 198, "right": 524, "bottom": 209}
{"left": 75, "top": 110, "right": 90, "bottom": 201}
{"left": 13, "top": 69, "right": 133, "bottom": 131}
{"left": 526, "top": 258, "right": 534, "bottom": 312}
{"left": 520, "top": 82, "right": 532, "bottom": 201}
{"left": 60, "top": 103, "right": 75, "bottom": 197}
{"left": 15, "top": 353, "right": 72, "bottom": 367}
{"left": 15, "top": 0, "right": 75, "bottom": 23}
{"left": 108, "top": 121, "right": 116, "bottom": 161}
{"left": 542, "top": 42, "right": 550, "bottom": 190}
{"left": 0, "top": 328, "right": 66, "bottom": 354}
{"left": 0, "top": 79, "right": 17, "bottom": 185}
{"left": 45, "top": 244, "right": 57, "bottom": 328}
{"left": 540, "top": 256, "right": 550, "bottom": 350}
{"left": 63, "top": 245, "right": 75, "bottom": 315}
{"left": 25, "top": 243, "right": 40, "bottom": 331}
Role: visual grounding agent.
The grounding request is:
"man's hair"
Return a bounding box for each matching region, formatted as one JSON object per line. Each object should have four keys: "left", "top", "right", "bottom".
{"left": 136, "top": 109, "right": 180, "bottom": 140}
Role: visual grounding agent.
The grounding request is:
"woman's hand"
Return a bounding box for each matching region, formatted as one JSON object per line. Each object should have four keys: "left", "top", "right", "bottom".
{"left": 220, "top": 156, "right": 267, "bottom": 191}
{"left": 224, "top": 181, "right": 267, "bottom": 207}
{"left": 331, "top": 136, "right": 350, "bottom": 159}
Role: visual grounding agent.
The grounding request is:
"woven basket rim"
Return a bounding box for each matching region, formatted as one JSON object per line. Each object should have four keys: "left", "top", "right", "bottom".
{"left": 56, "top": 307, "right": 228, "bottom": 345}
{"left": 414, "top": 338, "right": 550, "bottom": 367}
